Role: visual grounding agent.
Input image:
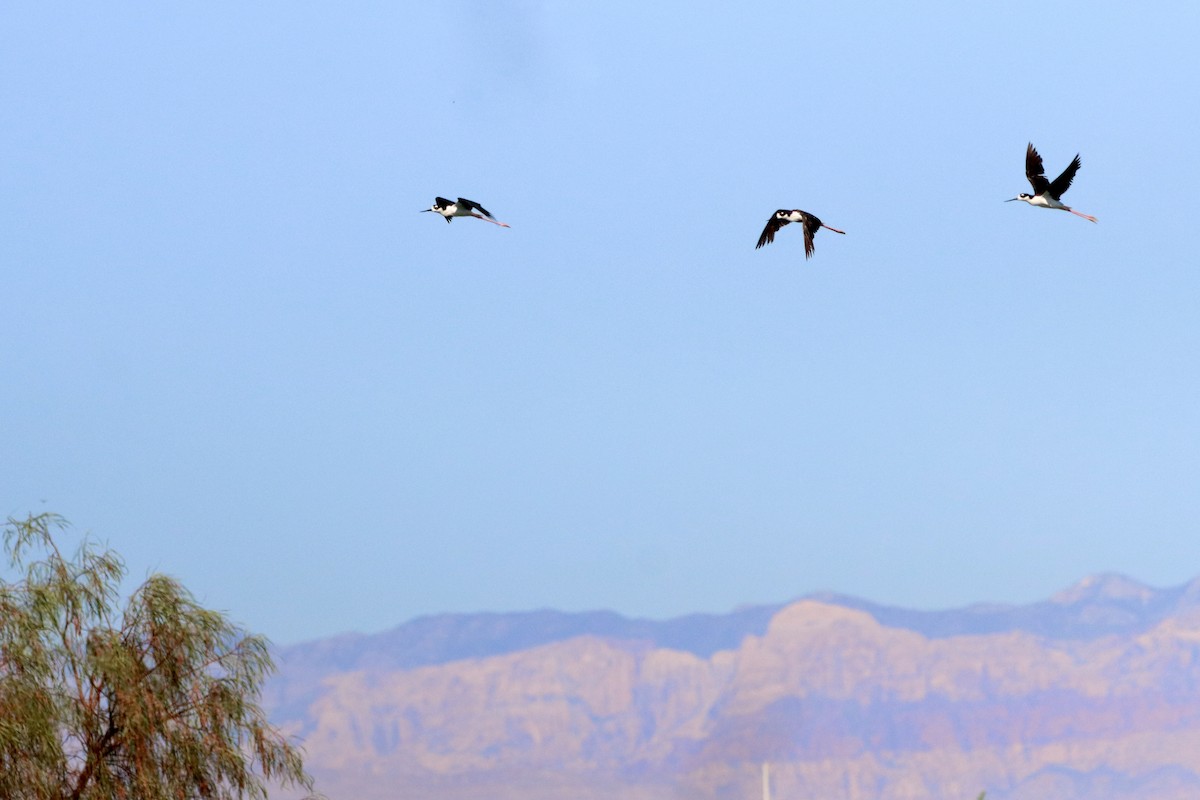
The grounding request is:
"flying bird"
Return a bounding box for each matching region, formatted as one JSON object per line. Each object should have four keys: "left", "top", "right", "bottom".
{"left": 422, "top": 197, "right": 510, "bottom": 228}
{"left": 1006, "top": 143, "right": 1097, "bottom": 223}
{"left": 755, "top": 209, "right": 846, "bottom": 258}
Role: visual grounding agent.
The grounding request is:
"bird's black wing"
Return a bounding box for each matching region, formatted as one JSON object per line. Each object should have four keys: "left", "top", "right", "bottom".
{"left": 1025, "top": 143, "right": 1050, "bottom": 195}
{"left": 434, "top": 197, "right": 453, "bottom": 208}
{"left": 1049, "top": 154, "right": 1082, "bottom": 199}
{"left": 801, "top": 213, "right": 822, "bottom": 259}
{"left": 458, "top": 198, "right": 494, "bottom": 218}
{"left": 756, "top": 212, "right": 789, "bottom": 249}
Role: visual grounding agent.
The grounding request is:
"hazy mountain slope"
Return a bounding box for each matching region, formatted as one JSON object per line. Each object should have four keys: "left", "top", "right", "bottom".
{"left": 266, "top": 574, "right": 1200, "bottom": 800}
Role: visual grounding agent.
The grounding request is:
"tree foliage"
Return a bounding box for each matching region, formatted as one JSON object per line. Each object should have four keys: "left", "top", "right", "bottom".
{"left": 0, "top": 513, "right": 317, "bottom": 800}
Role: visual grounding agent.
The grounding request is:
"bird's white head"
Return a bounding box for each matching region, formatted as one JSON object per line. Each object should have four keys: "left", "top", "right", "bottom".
{"left": 1006, "top": 193, "right": 1033, "bottom": 203}
{"left": 423, "top": 198, "right": 452, "bottom": 215}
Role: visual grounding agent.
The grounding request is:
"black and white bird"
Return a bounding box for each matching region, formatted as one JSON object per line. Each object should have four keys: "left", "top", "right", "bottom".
{"left": 755, "top": 209, "right": 845, "bottom": 258}
{"left": 422, "top": 197, "right": 510, "bottom": 228}
{"left": 1006, "top": 143, "right": 1097, "bottom": 223}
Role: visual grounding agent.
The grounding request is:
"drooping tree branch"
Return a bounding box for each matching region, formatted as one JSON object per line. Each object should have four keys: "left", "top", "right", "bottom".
{"left": 1, "top": 513, "right": 320, "bottom": 800}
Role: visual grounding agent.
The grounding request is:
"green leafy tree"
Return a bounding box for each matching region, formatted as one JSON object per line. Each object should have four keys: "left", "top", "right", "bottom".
{"left": 0, "top": 513, "right": 317, "bottom": 800}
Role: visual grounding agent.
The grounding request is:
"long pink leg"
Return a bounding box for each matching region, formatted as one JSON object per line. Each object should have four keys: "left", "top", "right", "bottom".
{"left": 822, "top": 224, "right": 847, "bottom": 234}
{"left": 471, "top": 213, "right": 511, "bottom": 228}
{"left": 1067, "top": 208, "right": 1098, "bottom": 223}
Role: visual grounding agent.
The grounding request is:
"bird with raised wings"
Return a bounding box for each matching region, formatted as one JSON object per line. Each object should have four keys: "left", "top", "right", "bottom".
{"left": 1006, "top": 143, "right": 1097, "bottom": 223}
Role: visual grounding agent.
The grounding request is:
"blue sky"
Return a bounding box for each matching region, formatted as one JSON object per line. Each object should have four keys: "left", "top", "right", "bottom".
{"left": 4, "top": 3, "right": 1200, "bottom": 644}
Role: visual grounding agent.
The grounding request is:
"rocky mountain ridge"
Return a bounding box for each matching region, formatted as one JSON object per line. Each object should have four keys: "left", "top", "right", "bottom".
{"left": 266, "top": 573, "right": 1200, "bottom": 800}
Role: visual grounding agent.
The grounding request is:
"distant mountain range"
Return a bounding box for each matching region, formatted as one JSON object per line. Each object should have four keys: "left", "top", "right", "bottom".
{"left": 265, "top": 574, "right": 1200, "bottom": 800}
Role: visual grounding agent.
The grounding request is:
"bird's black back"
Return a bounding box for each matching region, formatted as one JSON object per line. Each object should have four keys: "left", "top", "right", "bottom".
{"left": 458, "top": 197, "right": 493, "bottom": 218}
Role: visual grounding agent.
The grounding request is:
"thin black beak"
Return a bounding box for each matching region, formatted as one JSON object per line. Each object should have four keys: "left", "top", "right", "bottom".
{"left": 420, "top": 208, "right": 432, "bottom": 212}
{"left": 1004, "top": 198, "right": 1017, "bottom": 202}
